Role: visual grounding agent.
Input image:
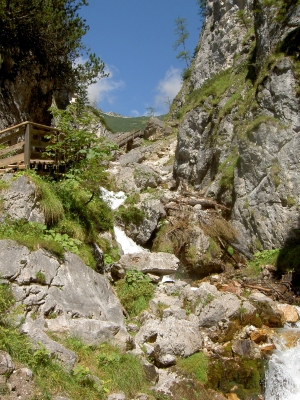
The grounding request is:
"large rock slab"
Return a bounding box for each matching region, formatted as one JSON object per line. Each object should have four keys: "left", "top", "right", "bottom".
{"left": 119, "top": 252, "right": 179, "bottom": 275}
{"left": 135, "top": 316, "right": 203, "bottom": 365}
{"left": 0, "top": 240, "right": 128, "bottom": 366}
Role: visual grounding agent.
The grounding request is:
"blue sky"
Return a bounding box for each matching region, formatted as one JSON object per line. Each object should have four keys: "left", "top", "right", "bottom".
{"left": 78, "top": 1, "right": 203, "bottom": 117}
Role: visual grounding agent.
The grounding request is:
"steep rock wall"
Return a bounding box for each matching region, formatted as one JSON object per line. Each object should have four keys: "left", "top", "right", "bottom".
{"left": 173, "top": 0, "right": 300, "bottom": 251}
{"left": 0, "top": 61, "right": 56, "bottom": 130}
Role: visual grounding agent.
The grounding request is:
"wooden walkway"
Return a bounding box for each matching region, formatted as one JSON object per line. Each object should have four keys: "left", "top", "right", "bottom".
{"left": 0, "top": 121, "right": 58, "bottom": 170}
{"left": 115, "top": 129, "right": 144, "bottom": 148}
{"left": 0, "top": 123, "right": 145, "bottom": 170}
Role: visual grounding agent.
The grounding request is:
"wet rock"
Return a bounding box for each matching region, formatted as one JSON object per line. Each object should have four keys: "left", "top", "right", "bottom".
{"left": 127, "top": 199, "right": 166, "bottom": 245}
{"left": 231, "top": 339, "right": 261, "bottom": 359}
{"left": 277, "top": 303, "right": 299, "bottom": 323}
{"left": 249, "top": 292, "right": 285, "bottom": 327}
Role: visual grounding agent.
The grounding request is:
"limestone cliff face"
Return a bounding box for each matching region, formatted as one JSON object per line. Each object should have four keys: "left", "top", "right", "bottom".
{"left": 173, "top": 0, "right": 300, "bottom": 251}
{"left": 0, "top": 61, "right": 57, "bottom": 130}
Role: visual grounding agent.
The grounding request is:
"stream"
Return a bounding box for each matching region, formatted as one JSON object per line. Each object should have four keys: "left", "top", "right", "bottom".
{"left": 264, "top": 308, "right": 300, "bottom": 400}
{"left": 100, "top": 187, "right": 147, "bottom": 255}
{"left": 100, "top": 189, "right": 300, "bottom": 398}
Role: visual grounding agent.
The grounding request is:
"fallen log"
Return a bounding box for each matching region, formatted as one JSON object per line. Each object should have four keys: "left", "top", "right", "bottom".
{"left": 242, "top": 284, "right": 272, "bottom": 293}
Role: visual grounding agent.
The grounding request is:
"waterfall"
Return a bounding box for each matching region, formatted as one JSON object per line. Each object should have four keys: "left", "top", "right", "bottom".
{"left": 265, "top": 308, "right": 300, "bottom": 400}
{"left": 100, "top": 187, "right": 147, "bottom": 255}
{"left": 113, "top": 226, "right": 147, "bottom": 255}
{"left": 100, "top": 187, "right": 126, "bottom": 210}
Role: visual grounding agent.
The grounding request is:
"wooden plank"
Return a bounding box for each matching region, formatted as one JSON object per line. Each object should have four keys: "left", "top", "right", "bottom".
{"left": 0, "top": 121, "right": 29, "bottom": 136}
{"left": 30, "top": 122, "right": 58, "bottom": 131}
{"left": 0, "top": 141, "right": 25, "bottom": 157}
{"left": 0, "top": 153, "right": 24, "bottom": 168}
{"left": 24, "top": 124, "right": 31, "bottom": 167}
{"left": 0, "top": 129, "right": 25, "bottom": 145}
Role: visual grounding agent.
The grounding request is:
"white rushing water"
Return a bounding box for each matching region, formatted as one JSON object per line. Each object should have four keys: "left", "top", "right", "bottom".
{"left": 265, "top": 310, "right": 300, "bottom": 400}
{"left": 100, "top": 187, "right": 126, "bottom": 210}
{"left": 113, "top": 226, "right": 147, "bottom": 255}
{"left": 100, "top": 187, "right": 147, "bottom": 255}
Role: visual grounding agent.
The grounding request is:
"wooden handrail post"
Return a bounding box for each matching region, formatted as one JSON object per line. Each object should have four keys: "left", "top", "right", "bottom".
{"left": 24, "top": 123, "right": 32, "bottom": 167}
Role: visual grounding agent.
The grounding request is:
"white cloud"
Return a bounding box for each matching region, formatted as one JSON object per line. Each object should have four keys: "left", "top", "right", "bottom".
{"left": 86, "top": 65, "right": 124, "bottom": 107}
{"left": 154, "top": 67, "right": 182, "bottom": 115}
{"left": 130, "top": 109, "right": 140, "bottom": 117}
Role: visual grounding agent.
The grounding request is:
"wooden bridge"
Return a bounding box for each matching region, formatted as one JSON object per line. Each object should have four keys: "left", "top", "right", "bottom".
{"left": 0, "top": 121, "right": 59, "bottom": 170}
{"left": 115, "top": 129, "right": 144, "bottom": 149}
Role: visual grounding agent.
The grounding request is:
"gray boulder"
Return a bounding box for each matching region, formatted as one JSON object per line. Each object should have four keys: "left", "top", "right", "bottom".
{"left": 134, "top": 164, "right": 162, "bottom": 190}
{"left": 143, "top": 117, "right": 172, "bottom": 141}
{"left": 1, "top": 175, "right": 45, "bottom": 223}
{"left": 119, "top": 252, "right": 179, "bottom": 275}
{"left": 135, "top": 316, "right": 203, "bottom": 364}
{"left": 0, "top": 351, "right": 14, "bottom": 375}
{"left": 127, "top": 199, "right": 166, "bottom": 245}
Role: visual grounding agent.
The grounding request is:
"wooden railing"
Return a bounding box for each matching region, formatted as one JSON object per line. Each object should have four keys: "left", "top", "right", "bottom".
{"left": 116, "top": 129, "right": 144, "bottom": 148}
{"left": 0, "top": 121, "right": 59, "bottom": 169}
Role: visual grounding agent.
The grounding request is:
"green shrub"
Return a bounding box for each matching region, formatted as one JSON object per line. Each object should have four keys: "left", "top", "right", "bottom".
{"left": 177, "top": 352, "right": 209, "bottom": 384}
{"left": 64, "top": 338, "right": 148, "bottom": 397}
{"left": 0, "top": 219, "right": 65, "bottom": 257}
{"left": 246, "top": 249, "right": 280, "bottom": 277}
{"left": 36, "top": 271, "right": 46, "bottom": 284}
{"left": 218, "top": 150, "right": 239, "bottom": 190}
{"left": 115, "top": 205, "right": 145, "bottom": 226}
{"left": 181, "top": 67, "right": 191, "bottom": 81}
{"left": 22, "top": 171, "right": 64, "bottom": 226}
{"left": 115, "top": 270, "right": 154, "bottom": 317}
{"left": 0, "top": 283, "right": 15, "bottom": 324}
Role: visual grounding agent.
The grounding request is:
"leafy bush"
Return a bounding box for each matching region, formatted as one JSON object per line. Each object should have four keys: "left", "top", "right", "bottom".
{"left": 115, "top": 270, "right": 154, "bottom": 317}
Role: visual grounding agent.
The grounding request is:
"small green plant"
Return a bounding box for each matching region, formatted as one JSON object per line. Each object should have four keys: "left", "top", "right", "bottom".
{"left": 35, "top": 271, "right": 46, "bottom": 285}
{"left": 124, "top": 193, "right": 140, "bottom": 205}
{"left": 202, "top": 293, "right": 214, "bottom": 307}
{"left": 218, "top": 150, "right": 240, "bottom": 190}
{"left": 44, "top": 230, "right": 82, "bottom": 254}
{"left": 227, "top": 246, "right": 234, "bottom": 256}
{"left": 156, "top": 302, "right": 169, "bottom": 320}
{"left": 246, "top": 248, "right": 280, "bottom": 276}
{"left": 31, "top": 343, "right": 51, "bottom": 367}
{"left": 115, "top": 270, "right": 154, "bottom": 317}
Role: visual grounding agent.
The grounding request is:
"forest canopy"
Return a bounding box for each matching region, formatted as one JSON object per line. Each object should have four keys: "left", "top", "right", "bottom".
{"left": 0, "top": 0, "right": 106, "bottom": 102}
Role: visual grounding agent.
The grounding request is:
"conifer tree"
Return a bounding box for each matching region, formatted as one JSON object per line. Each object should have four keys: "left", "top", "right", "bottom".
{"left": 173, "top": 17, "right": 191, "bottom": 68}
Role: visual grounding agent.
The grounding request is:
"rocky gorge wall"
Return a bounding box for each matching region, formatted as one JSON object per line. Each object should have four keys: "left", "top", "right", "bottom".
{"left": 172, "top": 0, "right": 300, "bottom": 252}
